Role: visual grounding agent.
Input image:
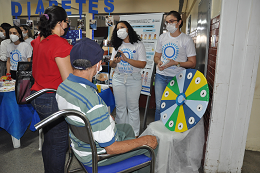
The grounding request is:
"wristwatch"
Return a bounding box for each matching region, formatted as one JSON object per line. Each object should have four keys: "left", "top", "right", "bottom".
{"left": 177, "top": 62, "right": 181, "bottom": 67}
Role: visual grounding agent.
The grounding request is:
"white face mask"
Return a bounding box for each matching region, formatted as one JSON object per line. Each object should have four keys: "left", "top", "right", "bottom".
{"left": 117, "top": 28, "right": 128, "bottom": 40}
{"left": 95, "top": 64, "right": 102, "bottom": 77}
{"left": 10, "top": 34, "right": 19, "bottom": 42}
{"left": 22, "top": 32, "right": 27, "bottom": 38}
{"left": 0, "top": 32, "right": 5, "bottom": 39}
{"left": 166, "top": 23, "right": 178, "bottom": 33}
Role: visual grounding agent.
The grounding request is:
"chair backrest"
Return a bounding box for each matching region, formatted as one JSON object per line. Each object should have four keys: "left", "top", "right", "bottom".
{"left": 15, "top": 61, "right": 34, "bottom": 104}
{"left": 67, "top": 114, "right": 100, "bottom": 172}
{"left": 34, "top": 109, "right": 99, "bottom": 172}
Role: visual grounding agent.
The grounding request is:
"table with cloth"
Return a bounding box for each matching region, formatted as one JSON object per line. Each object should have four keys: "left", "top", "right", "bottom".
{"left": 0, "top": 80, "right": 38, "bottom": 148}
{"left": 0, "top": 80, "right": 115, "bottom": 149}
{"left": 140, "top": 117, "right": 205, "bottom": 173}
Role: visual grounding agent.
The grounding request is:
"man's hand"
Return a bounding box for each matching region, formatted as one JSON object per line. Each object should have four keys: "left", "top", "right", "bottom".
{"left": 139, "top": 135, "right": 158, "bottom": 149}
{"left": 105, "top": 134, "right": 158, "bottom": 154}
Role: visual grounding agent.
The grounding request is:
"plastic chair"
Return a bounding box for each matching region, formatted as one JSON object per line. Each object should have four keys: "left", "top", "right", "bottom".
{"left": 33, "top": 109, "right": 155, "bottom": 173}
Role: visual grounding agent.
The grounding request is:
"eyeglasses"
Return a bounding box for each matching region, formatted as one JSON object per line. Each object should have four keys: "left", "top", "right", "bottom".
{"left": 165, "top": 20, "right": 178, "bottom": 25}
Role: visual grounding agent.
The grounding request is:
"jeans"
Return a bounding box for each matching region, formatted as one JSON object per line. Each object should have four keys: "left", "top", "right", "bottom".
{"left": 112, "top": 72, "right": 142, "bottom": 136}
{"left": 30, "top": 91, "right": 68, "bottom": 173}
{"left": 154, "top": 73, "right": 175, "bottom": 121}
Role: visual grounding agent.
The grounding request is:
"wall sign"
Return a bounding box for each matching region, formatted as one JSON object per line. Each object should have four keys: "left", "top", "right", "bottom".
{"left": 11, "top": 0, "right": 114, "bottom": 18}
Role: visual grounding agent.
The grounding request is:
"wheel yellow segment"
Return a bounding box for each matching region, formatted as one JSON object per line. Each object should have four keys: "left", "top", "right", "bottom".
{"left": 174, "top": 105, "right": 188, "bottom": 132}
{"left": 185, "top": 71, "right": 207, "bottom": 97}
{"left": 161, "top": 86, "right": 178, "bottom": 101}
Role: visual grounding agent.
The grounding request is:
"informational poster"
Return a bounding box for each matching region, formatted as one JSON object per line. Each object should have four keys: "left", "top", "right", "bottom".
{"left": 109, "top": 13, "right": 163, "bottom": 95}
{"left": 64, "top": 30, "right": 82, "bottom": 46}
{"left": 77, "top": 19, "right": 84, "bottom": 30}
{"left": 89, "top": 19, "right": 97, "bottom": 30}
{"left": 26, "top": 20, "right": 33, "bottom": 29}
{"left": 13, "top": 19, "right": 20, "bottom": 27}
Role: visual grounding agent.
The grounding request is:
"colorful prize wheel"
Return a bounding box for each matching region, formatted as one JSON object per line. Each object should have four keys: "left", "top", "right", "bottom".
{"left": 160, "top": 69, "right": 209, "bottom": 132}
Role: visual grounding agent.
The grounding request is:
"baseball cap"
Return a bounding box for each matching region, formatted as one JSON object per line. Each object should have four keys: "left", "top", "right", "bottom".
{"left": 70, "top": 38, "right": 104, "bottom": 70}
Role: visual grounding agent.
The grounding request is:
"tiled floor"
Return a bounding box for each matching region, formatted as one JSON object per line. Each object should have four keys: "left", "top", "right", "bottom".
{"left": 0, "top": 108, "right": 259, "bottom": 173}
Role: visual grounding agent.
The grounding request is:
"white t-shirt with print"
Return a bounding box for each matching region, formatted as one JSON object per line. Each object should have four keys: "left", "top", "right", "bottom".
{"left": 155, "top": 32, "right": 196, "bottom": 77}
{"left": 7, "top": 42, "right": 32, "bottom": 71}
{"left": 111, "top": 41, "right": 146, "bottom": 74}
{"left": 0, "top": 39, "right": 11, "bottom": 61}
{"left": 24, "top": 37, "right": 34, "bottom": 50}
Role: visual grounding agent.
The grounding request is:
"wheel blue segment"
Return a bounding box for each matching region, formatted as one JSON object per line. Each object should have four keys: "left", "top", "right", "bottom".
{"left": 182, "top": 69, "right": 197, "bottom": 94}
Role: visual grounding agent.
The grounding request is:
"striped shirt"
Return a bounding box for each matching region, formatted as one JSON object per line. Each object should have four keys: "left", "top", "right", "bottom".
{"left": 56, "top": 73, "right": 118, "bottom": 166}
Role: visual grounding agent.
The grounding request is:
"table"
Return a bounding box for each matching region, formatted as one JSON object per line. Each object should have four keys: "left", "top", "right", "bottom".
{"left": 0, "top": 90, "right": 38, "bottom": 148}
{"left": 140, "top": 117, "right": 205, "bottom": 173}
{"left": 98, "top": 86, "right": 115, "bottom": 114}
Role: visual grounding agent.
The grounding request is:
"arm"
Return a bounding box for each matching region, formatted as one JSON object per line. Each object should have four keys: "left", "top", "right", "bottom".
{"left": 154, "top": 52, "right": 164, "bottom": 71}
{"left": 105, "top": 135, "right": 157, "bottom": 155}
{"left": 0, "top": 41, "right": 8, "bottom": 61}
{"left": 27, "top": 57, "right": 31, "bottom": 62}
{"left": 109, "top": 57, "right": 121, "bottom": 68}
{"left": 119, "top": 50, "right": 146, "bottom": 68}
{"left": 163, "top": 56, "right": 196, "bottom": 69}
{"left": 6, "top": 58, "right": 10, "bottom": 73}
{"left": 109, "top": 48, "right": 121, "bottom": 68}
{"left": 55, "top": 55, "right": 73, "bottom": 81}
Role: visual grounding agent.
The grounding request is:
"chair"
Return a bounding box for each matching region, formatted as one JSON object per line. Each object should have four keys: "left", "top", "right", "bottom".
{"left": 15, "top": 61, "right": 34, "bottom": 104}
{"left": 32, "top": 108, "right": 155, "bottom": 173}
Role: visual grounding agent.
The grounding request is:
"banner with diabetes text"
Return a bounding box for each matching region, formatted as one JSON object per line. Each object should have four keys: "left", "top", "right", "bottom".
{"left": 109, "top": 13, "right": 164, "bottom": 95}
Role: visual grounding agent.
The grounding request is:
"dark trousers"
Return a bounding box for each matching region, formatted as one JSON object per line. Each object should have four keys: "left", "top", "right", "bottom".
{"left": 10, "top": 70, "right": 16, "bottom": 80}
{"left": 31, "top": 91, "right": 68, "bottom": 173}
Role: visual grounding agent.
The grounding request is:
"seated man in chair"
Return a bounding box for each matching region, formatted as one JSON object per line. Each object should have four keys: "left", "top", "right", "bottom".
{"left": 56, "top": 38, "right": 157, "bottom": 172}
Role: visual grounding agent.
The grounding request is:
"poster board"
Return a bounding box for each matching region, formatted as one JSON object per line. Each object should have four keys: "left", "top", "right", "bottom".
{"left": 109, "top": 13, "right": 164, "bottom": 95}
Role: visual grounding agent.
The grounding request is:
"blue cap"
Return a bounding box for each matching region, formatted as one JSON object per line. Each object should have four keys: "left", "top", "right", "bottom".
{"left": 70, "top": 38, "right": 104, "bottom": 69}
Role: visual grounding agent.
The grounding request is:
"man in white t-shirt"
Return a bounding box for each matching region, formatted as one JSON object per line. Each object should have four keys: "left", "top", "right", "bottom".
{"left": 154, "top": 11, "right": 196, "bottom": 121}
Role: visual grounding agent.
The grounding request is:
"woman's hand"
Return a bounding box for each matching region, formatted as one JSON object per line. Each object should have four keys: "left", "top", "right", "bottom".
{"left": 157, "top": 60, "right": 165, "bottom": 71}
{"left": 118, "top": 50, "right": 128, "bottom": 62}
{"left": 166, "top": 58, "right": 178, "bottom": 67}
{"left": 113, "top": 56, "right": 121, "bottom": 64}
{"left": 158, "top": 58, "right": 178, "bottom": 71}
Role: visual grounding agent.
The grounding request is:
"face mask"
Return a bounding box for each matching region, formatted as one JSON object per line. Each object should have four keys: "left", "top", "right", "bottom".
{"left": 10, "top": 34, "right": 19, "bottom": 42}
{"left": 61, "top": 22, "right": 69, "bottom": 36}
{"left": 117, "top": 28, "right": 128, "bottom": 40}
{"left": 95, "top": 64, "right": 102, "bottom": 77}
{"left": 166, "top": 23, "right": 178, "bottom": 33}
{"left": 0, "top": 32, "right": 5, "bottom": 39}
{"left": 22, "top": 32, "right": 27, "bottom": 38}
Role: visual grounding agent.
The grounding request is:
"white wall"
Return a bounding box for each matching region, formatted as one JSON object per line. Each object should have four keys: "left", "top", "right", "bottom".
{"left": 246, "top": 59, "right": 260, "bottom": 151}
{"left": 211, "top": 0, "right": 222, "bottom": 18}
{"left": 204, "top": 0, "right": 260, "bottom": 172}
{"left": 0, "top": 0, "right": 13, "bottom": 26}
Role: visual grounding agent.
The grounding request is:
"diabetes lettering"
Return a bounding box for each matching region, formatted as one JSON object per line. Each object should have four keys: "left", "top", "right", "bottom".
{"left": 11, "top": 0, "right": 114, "bottom": 17}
